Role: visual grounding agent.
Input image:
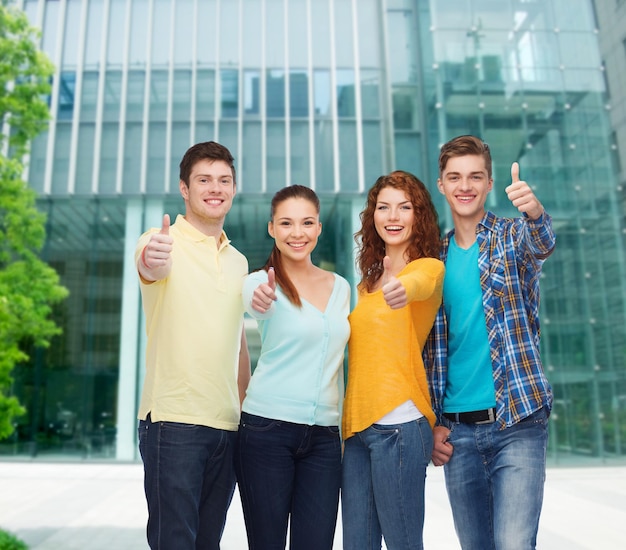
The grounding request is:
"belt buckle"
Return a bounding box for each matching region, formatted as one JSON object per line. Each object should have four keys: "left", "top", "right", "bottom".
{"left": 475, "top": 408, "right": 495, "bottom": 425}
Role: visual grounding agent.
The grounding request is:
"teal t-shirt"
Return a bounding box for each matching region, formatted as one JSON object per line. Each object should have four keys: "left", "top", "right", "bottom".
{"left": 443, "top": 236, "right": 496, "bottom": 412}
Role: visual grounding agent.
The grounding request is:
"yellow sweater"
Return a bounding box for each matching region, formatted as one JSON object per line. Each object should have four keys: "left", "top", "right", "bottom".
{"left": 342, "top": 258, "right": 444, "bottom": 439}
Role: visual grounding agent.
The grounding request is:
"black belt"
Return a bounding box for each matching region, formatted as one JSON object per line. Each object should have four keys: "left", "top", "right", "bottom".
{"left": 443, "top": 408, "right": 496, "bottom": 424}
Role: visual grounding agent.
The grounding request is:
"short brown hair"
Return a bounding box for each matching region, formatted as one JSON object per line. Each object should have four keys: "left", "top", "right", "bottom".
{"left": 438, "top": 135, "right": 492, "bottom": 179}
{"left": 179, "top": 141, "right": 236, "bottom": 186}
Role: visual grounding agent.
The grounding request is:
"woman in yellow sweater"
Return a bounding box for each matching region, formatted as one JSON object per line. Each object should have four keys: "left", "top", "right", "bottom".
{"left": 342, "top": 170, "right": 444, "bottom": 550}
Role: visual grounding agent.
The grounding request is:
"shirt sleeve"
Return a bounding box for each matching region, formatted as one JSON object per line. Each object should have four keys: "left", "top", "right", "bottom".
{"left": 519, "top": 211, "right": 556, "bottom": 261}
{"left": 399, "top": 258, "right": 445, "bottom": 304}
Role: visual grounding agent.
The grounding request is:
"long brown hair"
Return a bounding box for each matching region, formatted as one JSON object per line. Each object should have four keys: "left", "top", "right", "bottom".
{"left": 258, "top": 185, "right": 320, "bottom": 307}
{"left": 355, "top": 170, "right": 440, "bottom": 292}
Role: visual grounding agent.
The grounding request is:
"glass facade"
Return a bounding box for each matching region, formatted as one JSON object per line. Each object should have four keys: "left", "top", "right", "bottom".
{"left": 2, "top": 0, "right": 624, "bottom": 464}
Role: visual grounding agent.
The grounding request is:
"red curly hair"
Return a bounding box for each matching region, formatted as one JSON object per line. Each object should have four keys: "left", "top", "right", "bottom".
{"left": 355, "top": 170, "right": 441, "bottom": 292}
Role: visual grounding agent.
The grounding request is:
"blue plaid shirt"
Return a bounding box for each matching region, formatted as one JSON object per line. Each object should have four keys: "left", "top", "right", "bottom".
{"left": 424, "top": 210, "right": 556, "bottom": 429}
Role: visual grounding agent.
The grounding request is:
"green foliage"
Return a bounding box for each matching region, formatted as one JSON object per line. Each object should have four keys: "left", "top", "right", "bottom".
{"left": 0, "top": 528, "right": 28, "bottom": 550}
{"left": 0, "top": 2, "right": 68, "bottom": 440}
{"left": 0, "top": 2, "right": 54, "bottom": 156}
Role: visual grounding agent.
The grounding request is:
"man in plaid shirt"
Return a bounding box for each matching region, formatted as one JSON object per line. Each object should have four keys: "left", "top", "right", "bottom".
{"left": 424, "top": 135, "right": 555, "bottom": 549}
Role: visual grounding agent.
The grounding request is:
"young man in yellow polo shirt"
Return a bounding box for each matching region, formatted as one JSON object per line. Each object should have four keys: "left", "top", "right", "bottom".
{"left": 135, "top": 141, "right": 250, "bottom": 550}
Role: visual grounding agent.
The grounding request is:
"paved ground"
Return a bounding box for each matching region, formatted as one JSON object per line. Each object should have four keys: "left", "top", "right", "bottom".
{"left": 0, "top": 460, "right": 624, "bottom": 549}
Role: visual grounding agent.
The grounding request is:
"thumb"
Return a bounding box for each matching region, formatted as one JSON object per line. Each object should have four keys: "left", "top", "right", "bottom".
{"left": 511, "top": 162, "right": 520, "bottom": 184}
{"left": 160, "top": 214, "right": 170, "bottom": 235}
{"left": 267, "top": 267, "right": 276, "bottom": 291}
{"left": 382, "top": 256, "right": 392, "bottom": 286}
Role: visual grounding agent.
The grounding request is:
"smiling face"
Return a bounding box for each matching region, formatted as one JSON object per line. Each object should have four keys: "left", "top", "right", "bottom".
{"left": 179, "top": 159, "right": 236, "bottom": 235}
{"left": 437, "top": 154, "right": 493, "bottom": 226}
{"left": 268, "top": 197, "right": 321, "bottom": 264}
{"left": 373, "top": 186, "right": 415, "bottom": 255}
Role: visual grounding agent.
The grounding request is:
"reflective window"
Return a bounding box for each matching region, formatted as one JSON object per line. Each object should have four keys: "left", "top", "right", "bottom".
{"left": 337, "top": 70, "right": 356, "bottom": 118}
{"left": 103, "top": 71, "right": 122, "bottom": 121}
{"left": 266, "top": 0, "right": 285, "bottom": 68}
{"left": 151, "top": 0, "right": 171, "bottom": 68}
{"left": 147, "top": 122, "right": 166, "bottom": 193}
{"left": 107, "top": 0, "right": 125, "bottom": 67}
{"left": 338, "top": 121, "right": 358, "bottom": 191}
{"left": 174, "top": 0, "right": 194, "bottom": 66}
{"left": 244, "top": 70, "right": 260, "bottom": 116}
{"left": 173, "top": 70, "right": 192, "bottom": 121}
{"left": 197, "top": 0, "right": 218, "bottom": 66}
{"left": 62, "top": 0, "right": 82, "bottom": 68}
{"left": 267, "top": 70, "right": 286, "bottom": 118}
{"left": 149, "top": 70, "right": 168, "bottom": 121}
{"left": 75, "top": 123, "right": 95, "bottom": 194}
{"left": 84, "top": 0, "right": 104, "bottom": 69}
{"left": 239, "top": 0, "right": 263, "bottom": 69}
{"left": 334, "top": 0, "right": 353, "bottom": 67}
{"left": 196, "top": 69, "right": 216, "bottom": 121}
{"left": 310, "top": 1, "right": 331, "bottom": 67}
{"left": 221, "top": 70, "right": 239, "bottom": 118}
{"left": 290, "top": 71, "right": 309, "bottom": 117}
{"left": 361, "top": 70, "right": 381, "bottom": 118}
{"left": 287, "top": 0, "right": 308, "bottom": 68}
{"left": 290, "top": 121, "right": 310, "bottom": 187}
{"left": 129, "top": 0, "right": 149, "bottom": 66}
{"left": 267, "top": 121, "right": 287, "bottom": 192}
{"left": 314, "top": 121, "right": 334, "bottom": 192}
{"left": 51, "top": 123, "right": 71, "bottom": 194}
{"left": 242, "top": 122, "right": 263, "bottom": 191}
{"left": 99, "top": 123, "right": 119, "bottom": 195}
{"left": 58, "top": 72, "right": 76, "bottom": 121}
{"left": 314, "top": 70, "right": 331, "bottom": 117}
{"left": 122, "top": 123, "right": 142, "bottom": 193}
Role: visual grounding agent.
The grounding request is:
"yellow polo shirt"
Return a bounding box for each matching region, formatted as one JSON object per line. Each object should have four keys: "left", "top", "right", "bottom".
{"left": 135, "top": 215, "right": 248, "bottom": 431}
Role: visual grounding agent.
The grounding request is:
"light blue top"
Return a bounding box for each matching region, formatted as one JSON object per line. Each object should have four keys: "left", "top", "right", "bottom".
{"left": 443, "top": 236, "right": 496, "bottom": 412}
{"left": 242, "top": 270, "right": 351, "bottom": 426}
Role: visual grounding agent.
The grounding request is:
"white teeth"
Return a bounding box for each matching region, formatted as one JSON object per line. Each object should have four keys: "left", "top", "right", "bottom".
{"left": 386, "top": 226, "right": 403, "bottom": 231}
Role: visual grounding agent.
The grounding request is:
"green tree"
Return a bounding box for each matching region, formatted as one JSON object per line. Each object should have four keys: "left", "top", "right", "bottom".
{"left": 0, "top": 1, "right": 68, "bottom": 439}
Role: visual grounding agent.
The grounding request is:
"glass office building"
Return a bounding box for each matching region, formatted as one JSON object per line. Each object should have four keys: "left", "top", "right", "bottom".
{"left": 2, "top": 0, "right": 625, "bottom": 463}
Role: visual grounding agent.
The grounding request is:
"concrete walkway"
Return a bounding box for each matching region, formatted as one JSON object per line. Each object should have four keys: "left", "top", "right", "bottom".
{"left": 0, "top": 461, "right": 624, "bottom": 549}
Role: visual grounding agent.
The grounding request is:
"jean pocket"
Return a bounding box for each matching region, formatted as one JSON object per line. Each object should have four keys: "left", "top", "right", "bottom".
{"left": 241, "top": 413, "right": 280, "bottom": 432}
{"left": 138, "top": 421, "right": 148, "bottom": 447}
{"left": 519, "top": 406, "right": 548, "bottom": 426}
{"left": 160, "top": 421, "right": 201, "bottom": 431}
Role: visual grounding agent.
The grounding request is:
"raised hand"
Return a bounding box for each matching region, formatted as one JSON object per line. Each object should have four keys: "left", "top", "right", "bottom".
{"left": 142, "top": 214, "right": 173, "bottom": 270}
{"left": 251, "top": 267, "right": 278, "bottom": 313}
{"left": 381, "top": 256, "right": 407, "bottom": 309}
{"left": 505, "top": 162, "right": 544, "bottom": 220}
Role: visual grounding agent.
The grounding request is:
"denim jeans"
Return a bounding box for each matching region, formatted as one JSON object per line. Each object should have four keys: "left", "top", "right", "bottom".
{"left": 442, "top": 407, "right": 549, "bottom": 550}
{"left": 341, "top": 417, "right": 433, "bottom": 550}
{"left": 235, "top": 412, "right": 342, "bottom": 550}
{"left": 138, "top": 414, "right": 237, "bottom": 550}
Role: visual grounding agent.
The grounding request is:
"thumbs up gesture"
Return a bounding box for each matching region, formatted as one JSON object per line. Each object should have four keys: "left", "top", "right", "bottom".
{"left": 505, "top": 162, "right": 544, "bottom": 220}
{"left": 251, "top": 267, "right": 278, "bottom": 313}
{"left": 142, "top": 214, "right": 174, "bottom": 269}
{"left": 381, "top": 256, "right": 407, "bottom": 309}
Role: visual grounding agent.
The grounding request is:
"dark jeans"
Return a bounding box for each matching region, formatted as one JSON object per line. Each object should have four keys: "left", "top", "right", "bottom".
{"left": 138, "top": 414, "right": 237, "bottom": 550}
{"left": 235, "top": 412, "right": 342, "bottom": 550}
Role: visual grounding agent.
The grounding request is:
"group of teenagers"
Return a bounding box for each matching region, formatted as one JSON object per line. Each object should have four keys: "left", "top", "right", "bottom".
{"left": 135, "top": 134, "right": 555, "bottom": 550}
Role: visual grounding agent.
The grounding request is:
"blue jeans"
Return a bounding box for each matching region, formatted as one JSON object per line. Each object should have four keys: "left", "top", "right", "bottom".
{"left": 442, "top": 407, "right": 549, "bottom": 550}
{"left": 341, "top": 417, "right": 433, "bottom": 550}
{"left": 235, "top": 412, "right": 342, "bottom": 550}
{"left": 138, "top": 414, "right": 237, "bottom": 550}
